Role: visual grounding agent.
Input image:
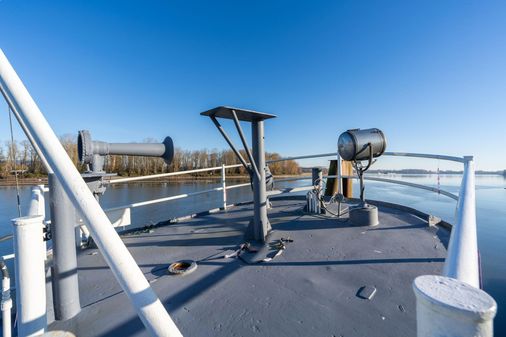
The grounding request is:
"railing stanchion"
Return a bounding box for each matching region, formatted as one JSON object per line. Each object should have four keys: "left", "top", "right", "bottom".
{"left": 221, "top": 164, "right": 227, "bottom": 210}
{"left": 12, "top": 215, "right": 46, "bottom": 337}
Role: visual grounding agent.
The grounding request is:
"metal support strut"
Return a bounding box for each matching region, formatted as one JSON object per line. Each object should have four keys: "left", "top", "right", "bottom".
{"left": 49, "top": 174, "right": 81, "bottom": 321}
{"left": 201, "top": 106, "right": 276, "bottom": 243}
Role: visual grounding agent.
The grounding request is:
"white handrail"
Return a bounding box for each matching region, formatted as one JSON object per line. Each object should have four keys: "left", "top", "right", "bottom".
{"left": 267, "top": 152, "right": 337, "bottom": 163}
{"left": 443, "top": 157, "right": 479, "bottom": 287}
{"left": 324, "top": 175, "right": 459, "bottom": 201}
{"left": 108, "top": 164, "right": 243, "bottom": 184}
{"left": 106, "top": 182, "right": 251, "bottom": 212}
{"left": 384, "top": 152, "right": 466, "bottom": 163}
{"left": 362, "top": 176, "right": 458, "bottom": 200}
{"left": 270, "top": 175, "right": 459, "bottom": 201}
{"left": 267, "top": 151, "right": 467, "bottom": 164}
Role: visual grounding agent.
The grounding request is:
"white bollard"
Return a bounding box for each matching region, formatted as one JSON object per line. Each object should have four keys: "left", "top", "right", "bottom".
{"left": 12, "top": 215, "right": 47, "bottom": 337}
{"left": 413, "top": 275, "right": 496, "bottom": 337}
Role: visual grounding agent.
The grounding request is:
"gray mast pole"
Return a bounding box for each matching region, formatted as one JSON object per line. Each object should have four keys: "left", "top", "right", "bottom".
{"left": 48, "top": 174, "right": 81, "bottom": 320}
{"left": 252, "top": 120, "right": 270, "bottom": 242}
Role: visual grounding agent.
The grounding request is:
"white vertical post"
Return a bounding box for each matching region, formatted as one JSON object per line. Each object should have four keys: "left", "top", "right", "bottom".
{"left": 337, "top": 155, "right": 343, "bottom": 195}
{"left": 28, "top": 186, "right": 47, "bottom": 261}
{"left": 413, "top": 275, "right": 496, "bottom": 337}
{"left": 27, "top": 187, "right": 44, "bottom": 217}
{"left": 12, "top": 215, "right": 46, "bottom": 337}
{"left": 443, "top": 157, "right": 479, "bottom": 287}
{"left": 221, "top": 164, "right": 227, "bottom": 210}
{"left": 1, "top": 262, "right": 12, "bottom": 337}
{"left": 0, "top": 49, "right": 182, "bottom": 337}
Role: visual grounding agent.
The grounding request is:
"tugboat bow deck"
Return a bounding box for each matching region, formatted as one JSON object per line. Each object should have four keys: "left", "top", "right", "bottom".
{"left": 48, "top": 196, "right": 450, "bottom": 337}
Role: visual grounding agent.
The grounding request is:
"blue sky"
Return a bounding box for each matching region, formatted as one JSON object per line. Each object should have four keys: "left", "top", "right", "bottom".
{"left": 1, "top": 1, "right": 505, "bottom": 170}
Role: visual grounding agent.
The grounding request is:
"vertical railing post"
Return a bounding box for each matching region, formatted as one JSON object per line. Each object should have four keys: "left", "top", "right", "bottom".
{"left": 28, "top": 186, "right": 47, "bottom": 261}
{"left": 221, "top": 164, "right": 227, "bottom": 210}
{"left": 1, "top": 260, "right": 12, "bottom": 337}
{"left": 443, "top": 156, "right": 479, "bottom": 287}
{"left": 12, "top": 215, "right": 46, "bottom": 337}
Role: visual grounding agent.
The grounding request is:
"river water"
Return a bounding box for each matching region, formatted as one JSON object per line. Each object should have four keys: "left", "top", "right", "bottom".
{"left": 0, "top": 175, "right": 504, "bottom": 333}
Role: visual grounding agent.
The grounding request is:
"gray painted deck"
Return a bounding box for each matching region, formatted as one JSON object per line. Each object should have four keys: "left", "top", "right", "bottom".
{"left": 48, "top": 196, "right": 450, "bottom": 337}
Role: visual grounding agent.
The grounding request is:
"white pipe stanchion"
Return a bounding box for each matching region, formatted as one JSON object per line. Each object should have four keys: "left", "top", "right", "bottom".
{"left": 221, "top": 164, "right": 227, "bottom": 210}
{"left": 0, "top": 49, "right": 182, "bottom": 337}
{"left": 413, "top": 275, "right": 496, "bottom": 337}
{"left": 1, "top": 262, "right": 12, "bottom": 337}
{"left": 12, "top": 215, "right": 46, "bottom": 337}
{"left": 27, "top": 186, "right": 47, "bottom": 261}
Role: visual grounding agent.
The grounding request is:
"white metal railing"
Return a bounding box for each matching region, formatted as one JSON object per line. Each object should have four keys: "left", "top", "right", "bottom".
{"left": 443, "top": 157, "right": 479, "bottom": 287}
{"left": 107, "top": 164, "right": 243, "bottom": 184}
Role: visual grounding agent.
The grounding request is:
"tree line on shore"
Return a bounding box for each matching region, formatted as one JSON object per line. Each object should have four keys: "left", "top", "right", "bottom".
{"left": 0, "top": 135, "right": 301, "bottom": 178}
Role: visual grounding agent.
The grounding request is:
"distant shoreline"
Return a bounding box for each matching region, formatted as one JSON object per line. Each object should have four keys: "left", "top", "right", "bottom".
{"left": 1, "top": 171, "right": 504, "bottom": 187}
{"left": 0, "top": 174, "right": 307, "bottom": 187}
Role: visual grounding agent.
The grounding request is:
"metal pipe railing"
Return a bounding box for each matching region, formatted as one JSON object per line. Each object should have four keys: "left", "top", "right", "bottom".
{"left": 323, "top": 175, "right": 459, "bottom": 201}
{"left": 443, "top": 157, "right": 479, "bottom": 287}
{"left": 0, "top": 48, "right": 182, "bottom": 337}
{"left": 264, "top": 174, "right": 459, "bottom": 201}
{"left": 383, "top": 152, "right": 465, "bottom": 163}
{"left": 107, "top": 164, "right": 243, "bottom": 184}
{"left": 266, "top": 151, "right": 466, "bottom": 164}
{"left": 106, "top": 182, "right": 251, "bottom": 213}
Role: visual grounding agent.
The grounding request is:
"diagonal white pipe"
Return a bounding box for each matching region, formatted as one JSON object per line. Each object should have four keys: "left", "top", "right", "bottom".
{"left": 0, "top": 49, "right": 182, "bottom": 337}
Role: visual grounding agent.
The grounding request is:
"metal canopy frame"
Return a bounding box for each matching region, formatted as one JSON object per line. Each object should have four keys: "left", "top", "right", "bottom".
{"left": 201, "top": 106, "right": 277, "bottom": 242}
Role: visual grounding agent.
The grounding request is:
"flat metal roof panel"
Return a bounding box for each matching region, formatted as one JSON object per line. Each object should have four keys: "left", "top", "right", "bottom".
{"left": 200, "top": 106, "right": 277, "bottom": 121}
